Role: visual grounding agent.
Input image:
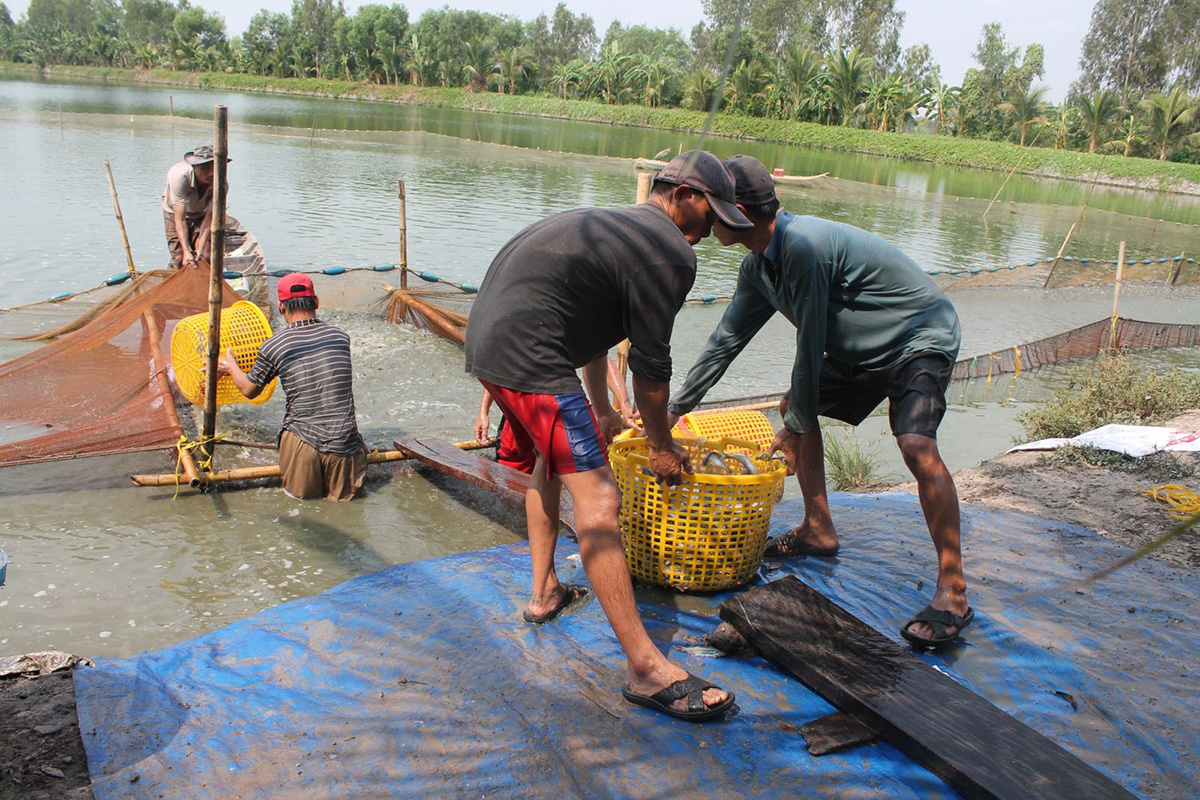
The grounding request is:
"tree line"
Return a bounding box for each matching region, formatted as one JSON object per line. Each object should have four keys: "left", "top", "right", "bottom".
{"left": 2, "top": 0, "right": 1198, "bottom": 163}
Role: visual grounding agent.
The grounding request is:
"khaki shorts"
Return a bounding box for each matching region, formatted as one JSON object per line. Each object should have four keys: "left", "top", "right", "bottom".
{"left": 279, "top": 430, "right": 367, "bottom": 502}
{"left": 163, "top": 210, "right": 203, "bottom": 266}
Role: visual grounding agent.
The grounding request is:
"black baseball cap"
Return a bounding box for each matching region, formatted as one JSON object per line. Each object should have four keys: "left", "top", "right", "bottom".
{"left": 655, "top": 150, "right": 753, "bottom": 230}
{"left": 723, "top": 154, "right": 777, "bottom": 207}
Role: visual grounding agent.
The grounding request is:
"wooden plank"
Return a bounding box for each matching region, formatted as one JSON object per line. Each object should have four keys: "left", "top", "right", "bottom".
{"left": 394, "top": 437, "right": 574, "bottom": 532}
{"left": 799, "top": 712, "right": 881, "bottom": 756}
{"left": 719, "top": 577, "right": 1136, "bottom": 800}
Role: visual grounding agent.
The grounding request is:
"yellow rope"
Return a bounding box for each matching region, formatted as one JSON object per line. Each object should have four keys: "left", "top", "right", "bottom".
{"left": 172, "top": 433, "right": 225, "bottom": 498}
{"left": 1013, "top": 345, "right": 1022, "bottom": 377}
{"left": 1143, "top": 484, "right": 1200, "bottom": 520}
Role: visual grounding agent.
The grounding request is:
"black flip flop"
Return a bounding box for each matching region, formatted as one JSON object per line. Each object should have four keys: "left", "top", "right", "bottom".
{"left": 764, "top": 528, "right": 839, "bottom": 558}
{"left": 622, "top": 673, "right": 735, "bottom": 722}
{"left": 901, "top": 604, "right": 975, "bottom": 650}
{"left": 522, "top": 583, "right": 590, "bottom": 624}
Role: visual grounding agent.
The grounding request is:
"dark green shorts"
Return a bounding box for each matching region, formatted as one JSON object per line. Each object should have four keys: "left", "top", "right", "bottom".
{"left": 817, "top": 352, "right": 955, "bottom": 438}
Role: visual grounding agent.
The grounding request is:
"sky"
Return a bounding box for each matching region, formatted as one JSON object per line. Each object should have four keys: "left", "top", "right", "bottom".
{"left": 7, "top": 0, "right": 1097, "bottom": 100}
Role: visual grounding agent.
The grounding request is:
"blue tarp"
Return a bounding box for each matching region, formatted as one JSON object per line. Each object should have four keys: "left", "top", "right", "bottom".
{"left": 75, "top": 493, "right": 1198, "bottom": 798}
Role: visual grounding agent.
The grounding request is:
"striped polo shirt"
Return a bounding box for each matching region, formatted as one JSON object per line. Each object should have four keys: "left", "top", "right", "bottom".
{"left": 246, "top": 318, "right": 363, "bottom": 456}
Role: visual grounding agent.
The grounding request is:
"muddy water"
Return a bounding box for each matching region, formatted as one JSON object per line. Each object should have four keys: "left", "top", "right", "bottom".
{"left": 1, "top": 76, "right": 1198, "bottom": 658}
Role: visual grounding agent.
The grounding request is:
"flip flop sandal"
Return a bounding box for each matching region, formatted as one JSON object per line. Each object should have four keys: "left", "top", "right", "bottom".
{"left": 522, "top": 583, "right": 590, "bottom": 624}
{"left": 621, "top": 673, "right": 736, "bottom": 722}
{"left": 764, "top": 528, "right": 839, "bottom": 558}
{"left": 901, "top": 605, "right": 975, "bottom": 650}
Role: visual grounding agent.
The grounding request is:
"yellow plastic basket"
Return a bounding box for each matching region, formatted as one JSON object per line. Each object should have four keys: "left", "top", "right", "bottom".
{"left": 610, "top": 435, "right": 786, "bottom": 592}
{"left": 674, "top": 409, "right": 775, "bottom": 453}
{"left": 170, "top": 301, "right": 277, "bottom": 406}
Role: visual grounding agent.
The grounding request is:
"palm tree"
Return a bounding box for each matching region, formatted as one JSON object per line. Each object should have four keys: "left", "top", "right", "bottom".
{"left": 1075, "top": 89, "right": 1121, "bottom": 153}
{"left": 628, "top": 48, "right": 674, "bottom": 108}
{"left": 462, "top": 38, "right": 497, "bottom": 93}
{"left": 825, "top": 48, "right": 873, "bottom": 127}
{"left": 778, "top": 43, "right": 822, "bottom": 120}
{"left": 726, "top": 59, "right": 771, "bottom": 116}
{"left": 1140, "top": 86, "right": 1198, "bottom": 161}
{"left": 930, "top": 83, "right": 960, "bottom": 135}
{"left": 682, "top": 66, "right": 718, "bottom": 110}
{"left": 998, "top": 84, "right": 1049, "bottom": 146}
{"left": 496, "top": 46, "right": 533, "bottom": 95}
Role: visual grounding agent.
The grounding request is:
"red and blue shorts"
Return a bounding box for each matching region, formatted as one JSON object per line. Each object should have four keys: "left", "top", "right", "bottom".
{"left": 479, "top": 380, "right": 607, "bottom": 480}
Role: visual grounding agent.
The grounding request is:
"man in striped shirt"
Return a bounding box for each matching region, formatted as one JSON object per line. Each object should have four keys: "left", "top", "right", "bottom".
{"left": 217, "top": 273, "right": 367, "bottom": 501}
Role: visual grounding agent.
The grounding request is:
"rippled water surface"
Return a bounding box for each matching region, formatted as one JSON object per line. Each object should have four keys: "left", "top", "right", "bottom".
{"left": 1, "top": 74, "right": 1198, "bottom": 657}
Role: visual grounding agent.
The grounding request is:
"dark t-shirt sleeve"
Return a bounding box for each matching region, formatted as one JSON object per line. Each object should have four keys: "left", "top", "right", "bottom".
{"left": 245, "top": 341, "right": 279, "bottom": 388}
{"left": 623, "top": 260, "right": 694, "bottom": 383}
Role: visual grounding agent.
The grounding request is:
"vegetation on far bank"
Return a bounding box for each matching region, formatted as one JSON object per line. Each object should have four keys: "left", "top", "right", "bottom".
{"left": 5, "top": 62, "right": 1200, "bottom": 192}
{"left": 2, "top": 0, "right": 1199, "bottom": 190}
{"left": 1018, "top": 353, "right": 1200, "bottom": 441}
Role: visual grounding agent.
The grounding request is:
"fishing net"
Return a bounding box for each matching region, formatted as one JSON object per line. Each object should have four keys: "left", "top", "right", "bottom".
{"left": 0, "top": 267, "right": 240, "bottom": 467}
{"left": 928, "top": 254, "right": 1199, "bottom": 291}
{"left": 950, "top": 317, "right": 1200, "bottom": 381}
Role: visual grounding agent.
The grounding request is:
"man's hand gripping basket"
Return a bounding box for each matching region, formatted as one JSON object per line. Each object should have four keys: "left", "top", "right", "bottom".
{"left": 610, "top": 435, "right": 786, "bottom": 592}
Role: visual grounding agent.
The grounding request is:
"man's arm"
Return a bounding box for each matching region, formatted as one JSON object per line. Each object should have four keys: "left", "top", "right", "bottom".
{"left": 474, "top": 388, "right": 494, "bottom": 444}
{"left": 215, "top": 349, "right": 263, "bottom": 399}
{"left": 633, "top": 372, "right": 692, "bottom": 486}
{"left": 173, "top": 205, "right": 197, "bottom": 269}
{"left": 583, "top": 354, "right": 625, "bottom": 444}
{"left": 668, "top": 265, "right": 776, "bottom": 420}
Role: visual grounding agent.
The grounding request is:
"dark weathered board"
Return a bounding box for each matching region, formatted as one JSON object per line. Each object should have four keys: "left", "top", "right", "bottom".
{"left": 799, "top": 712, "right": 880, "bottom": 756}
{"left": 719, "top": 576, "right": 1137, "bottom": 800}
{"left": 394, "top": 437, "right": 575, "bottom": 532}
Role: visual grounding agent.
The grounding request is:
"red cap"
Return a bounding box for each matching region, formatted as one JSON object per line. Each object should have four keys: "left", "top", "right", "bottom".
{"left": 277, "top": 272, "right": 315, "bottom": 302}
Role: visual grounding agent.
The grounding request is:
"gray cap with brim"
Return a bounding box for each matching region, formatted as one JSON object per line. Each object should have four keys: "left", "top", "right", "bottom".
{"left": 184, "top": 144, "right": 232, "bottom": 166}
{"left": 655, "top": 150, "right": 753, "bottom": 230}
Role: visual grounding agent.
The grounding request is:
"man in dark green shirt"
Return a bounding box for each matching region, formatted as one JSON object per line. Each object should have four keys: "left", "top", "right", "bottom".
{"left": 669, "top": 155, "right": 971, "bottom": 649}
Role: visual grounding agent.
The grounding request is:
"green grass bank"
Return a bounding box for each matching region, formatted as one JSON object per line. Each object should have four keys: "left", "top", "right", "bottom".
{"left": 7, "top": 62, "right": 1200, "bottom": 195}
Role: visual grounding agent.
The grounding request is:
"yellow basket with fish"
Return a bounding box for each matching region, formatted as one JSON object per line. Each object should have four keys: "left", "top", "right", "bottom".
{"left": 610, "top": 435, "right": 786, "bottom": 592}
{"left": 673, "top": 409, "right": 775, "bottom": 454}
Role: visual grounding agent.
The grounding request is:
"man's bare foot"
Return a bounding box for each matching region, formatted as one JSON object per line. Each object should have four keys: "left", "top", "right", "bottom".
{"left": 903, "top": 586, "right": 970, "bottom": 642}
{"left": 625, "top": 660, "right": 729, "bottom": 715}
{"left": 764, "top": 521, "right": 839, "bottom": 557}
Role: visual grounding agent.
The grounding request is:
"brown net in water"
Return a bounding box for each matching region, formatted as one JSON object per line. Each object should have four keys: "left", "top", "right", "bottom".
{"left": 0, "top": 267, "right": 239, "bottom": 467}
{"left": 951, "top": 317, "right": 1200, "bottom": 381}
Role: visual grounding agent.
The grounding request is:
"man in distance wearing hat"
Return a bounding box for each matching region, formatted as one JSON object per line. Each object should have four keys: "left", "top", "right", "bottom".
{"left": 161, "top": 144, "right": 230, "bottom": 270}
{"left": 464, "top": 150, "right": 751, "bottom": 721}
{"left": 669, "top": 155, "right": 971, "bottom": 650}
{"left": 218, "top": 273, "right": 368, "bottom": 502}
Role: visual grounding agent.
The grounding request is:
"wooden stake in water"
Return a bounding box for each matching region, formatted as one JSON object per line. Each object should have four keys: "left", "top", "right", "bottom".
{"left": 1167, "top": 251, "right": 1186, "bottom": 287}
{"left": 201, "top": 104, "right": 229, "bottom": 466}
{"left": 169, "top": 95, "right": 174, "bottom": 116}
{"left": 1042, "top": 222, "right": 1078, "bottom": 289}
{"left": 982, "top": 166, "right": 1016, "bottom": 219}
{"left": 398, "top": 180, "right": 408, "bottom": 290}
{"left": 1110, "top": 241, "right": 1126, "bottom": 349}
{"left": 102, "top": 160, "right": 137, "bottom": 276}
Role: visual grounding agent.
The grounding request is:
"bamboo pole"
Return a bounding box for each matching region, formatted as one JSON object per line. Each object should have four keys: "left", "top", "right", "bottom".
{"left": 1041, "top": 222, "right": 1078, "bottom": 289}
{"left": 130, "top": 441, "right": 495, "bottom": 487}
{"left": 982, "top": 166, "right": 1017, "bottom": 219}
{"left": 1167, "top": 250, "right": 1186, "bottom": 287}
{"left": 201, "top": 105, "right": 229, "bottom": 465}
{"left": 1110, "top": 241, "right": 1126, "bottom": 349}
{"left": 169, "top": 95, "right": 174, "bottom": 116}
{"left": 102, "top": 160, "right": 137, "bottom": 276}
{"left": 398, "top": 180, "right": 408, "bottom": 290}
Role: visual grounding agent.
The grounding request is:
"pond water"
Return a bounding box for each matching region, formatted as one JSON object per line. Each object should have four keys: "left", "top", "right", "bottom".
{"left": 1, "top": 73, "right": 1198, "bottom": 658}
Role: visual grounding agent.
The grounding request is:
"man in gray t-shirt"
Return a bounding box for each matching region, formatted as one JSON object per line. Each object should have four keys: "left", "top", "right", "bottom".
{"left": 161, "top": 144, "right": 229, "bottom": 269}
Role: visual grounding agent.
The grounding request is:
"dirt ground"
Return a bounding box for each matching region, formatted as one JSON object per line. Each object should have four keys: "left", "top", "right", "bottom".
{"left": 0, "top": 662, "right": 91, "bottom": 799}
{"left": 892, "top": 410, "right": 1200, "bottom": 569}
